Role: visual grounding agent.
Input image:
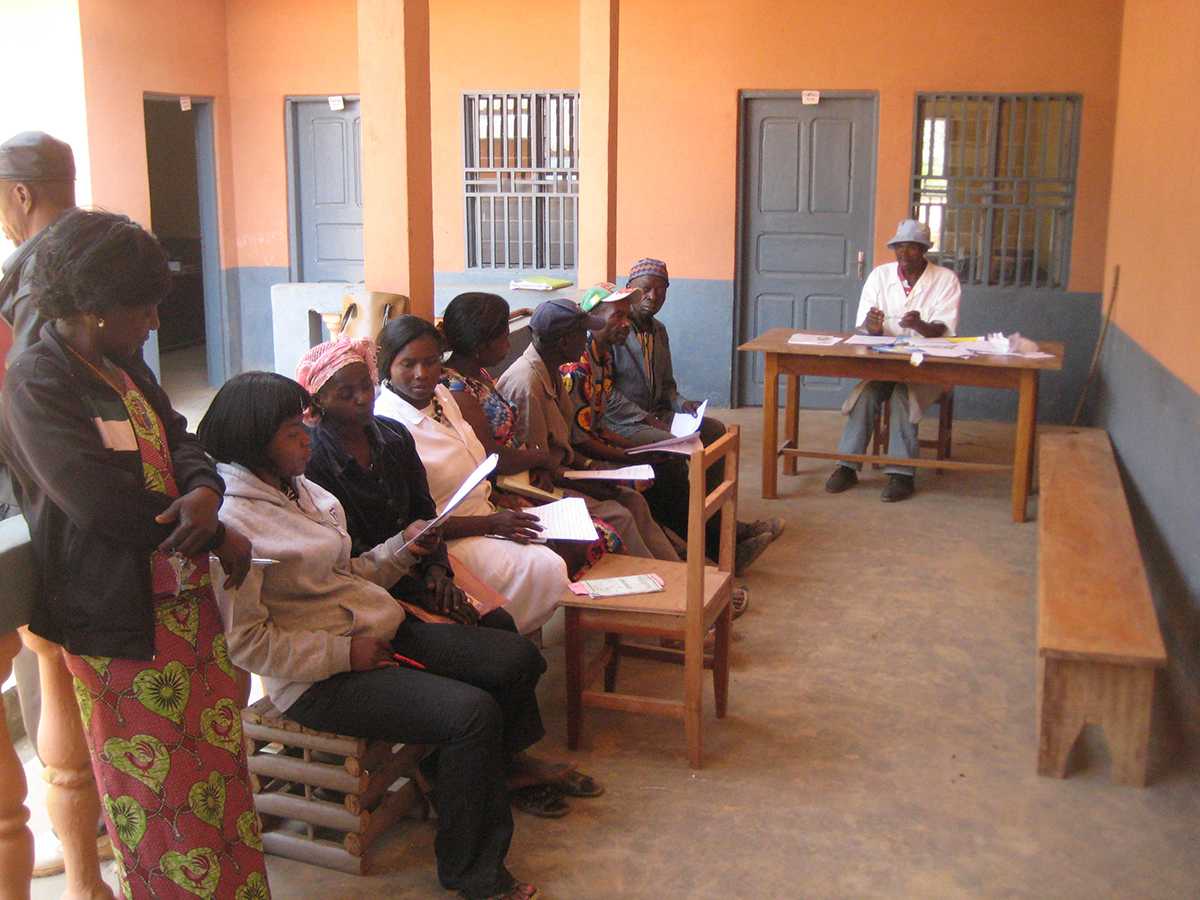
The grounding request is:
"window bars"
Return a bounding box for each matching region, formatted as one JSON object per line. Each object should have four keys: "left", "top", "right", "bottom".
{"left": 464, "top": 92, "right": 579, "bottom": 270}
{"left": 911, "top": 94, "right": 1081, "bottom": 289}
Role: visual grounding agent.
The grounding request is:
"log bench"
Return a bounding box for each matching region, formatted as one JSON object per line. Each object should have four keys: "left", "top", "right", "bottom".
{"left": 1037, "top": 428, "right": 1167, "bottom": 786}
{"left": 242, "top": 696, "right": 429, "bottom": 874}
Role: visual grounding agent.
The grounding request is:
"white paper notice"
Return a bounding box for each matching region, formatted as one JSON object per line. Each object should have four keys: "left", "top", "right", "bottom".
{"left": 669, "top": 399, "right": 708, "bottom": 438}
{"left": 400, "top": 453, "right": 498, "bottom": 550}
{"left": 562, "top": 465, "right": 655, "bottom": 481}
{"left": 526, "top": 497, "right": 598, "bottom": 541}
{"left": 844, "top": 334, "right": 898, "bottom": 345}
{"left": 328, "top": 95, "right": 345, "bottom": 111}
{"left": 787, "top": 333, "right": 843, "bottom": 346}
{"left": 179, "top": 96, "right": 192, "bottom": 112}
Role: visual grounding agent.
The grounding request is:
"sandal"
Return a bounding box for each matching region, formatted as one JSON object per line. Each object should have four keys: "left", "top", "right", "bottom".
{"left": 462, "top": 881, "right": 539, "bottom": 900}
{"left": 551, "top": 769, "right": 604, "bottom": 798}
{"left": 511, "top": 783, "right": 569, "bottom": 818}
{"left": 731, "top": 586, "right": 750, "bottom": 619}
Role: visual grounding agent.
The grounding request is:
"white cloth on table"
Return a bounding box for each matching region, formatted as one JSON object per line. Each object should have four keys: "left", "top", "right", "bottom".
{"left": 842, "top": 260, "right": 962, "bottom": 423}
{"left": 375, "top": 382, "right": 568, "bottom": 633}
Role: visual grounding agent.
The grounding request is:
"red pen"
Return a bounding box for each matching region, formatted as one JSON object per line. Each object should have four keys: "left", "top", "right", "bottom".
{"left": 392, "top": 652, "right": 427, "bottom": 670}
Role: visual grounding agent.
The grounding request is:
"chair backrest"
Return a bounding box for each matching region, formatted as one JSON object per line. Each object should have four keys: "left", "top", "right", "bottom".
{"left": 321, "top": 291, "right": 409, "bottom": 342}
{"left": 684, "top": 426, "right": 740, "bottom": 624}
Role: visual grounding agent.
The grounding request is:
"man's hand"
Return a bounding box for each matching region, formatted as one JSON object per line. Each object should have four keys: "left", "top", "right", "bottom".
{"left": 643, "top": 414, "right": 673, "bottom": 433}
{"left": 349, "top": 637, "right": 396, "bottom": 671}
{"left": 899, "top": 310, "right": 923, "bottom": 330}
{"left": 401, "top": 520, "right": 440, "bottom": 556}
{"left": 680, "top": 400, "right": 702, "bottom": 415}
{"left": 212, "top": 524, "right": 252, "bottom": 589}
{"left": 863, "top": 307, "right": 886, "bottom": 336}
{"left": 530, "top": 467, "right": 558, "bottom": 491}
{"left": 155, "top": 486, "right": 221, "bottom": 555}
{"left": 487, "top": 510, "right": 543, "bottom": 543}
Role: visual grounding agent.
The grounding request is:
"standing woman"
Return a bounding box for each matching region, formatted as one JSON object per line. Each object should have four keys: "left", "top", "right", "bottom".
{"left": 0, "top": 210, "right": 269, "bottom": 900}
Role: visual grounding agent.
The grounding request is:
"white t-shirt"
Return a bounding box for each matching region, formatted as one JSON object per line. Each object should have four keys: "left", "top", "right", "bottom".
{"left": 855, "top": 260, "right": 961, "bottom": 336}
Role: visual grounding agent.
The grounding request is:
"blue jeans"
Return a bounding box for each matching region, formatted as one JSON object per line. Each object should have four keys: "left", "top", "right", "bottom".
{"left": 837, "top": 381, "right": 919, "bottom": 477}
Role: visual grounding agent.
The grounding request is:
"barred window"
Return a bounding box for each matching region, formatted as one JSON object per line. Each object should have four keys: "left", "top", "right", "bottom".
{"left": 464, "top": 92, "right": 579, "bottom": 270}
{"left": 911, "top": 94, "right": 1081, "bottom": 289}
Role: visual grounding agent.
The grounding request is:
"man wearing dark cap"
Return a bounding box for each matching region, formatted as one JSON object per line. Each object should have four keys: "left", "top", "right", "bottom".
{"left": 0, "top": 131, "right": 79, "bottom": 374}
{"left": 495, "top": 296, "right": 680, "bottom": 560}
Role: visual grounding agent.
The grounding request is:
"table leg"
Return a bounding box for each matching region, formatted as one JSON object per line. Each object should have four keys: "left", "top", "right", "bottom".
{"left": 1012, "top": 370, "right": 1038, "bottom": 522}
{"left": 762, "top": 353, "right": 779, "bottom": 499}
{"left": 0, "top": 630, "right": 34, "bottom": 900}
{"left": 782, "top": 373, "right": 799, "bottom": 476}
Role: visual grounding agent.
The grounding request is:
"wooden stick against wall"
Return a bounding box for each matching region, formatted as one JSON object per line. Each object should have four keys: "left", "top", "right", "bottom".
{"left": 1072, "top": 264, "right": 1120, "bottom": 426}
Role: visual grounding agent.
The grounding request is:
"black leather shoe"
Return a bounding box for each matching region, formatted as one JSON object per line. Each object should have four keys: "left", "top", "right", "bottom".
{"left": 880, "top": 474, "right": 915, "bottom": 502}
{"left": 824, "top": 466, "right": 858, "bottom": 493}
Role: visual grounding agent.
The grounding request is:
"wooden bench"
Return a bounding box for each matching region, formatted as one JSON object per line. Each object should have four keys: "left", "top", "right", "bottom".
{"left": 242, "top": 697, "right": 429, "bottom": 874}
{"left": 1037, "top": 428, "right": 1167, "bottom": 786}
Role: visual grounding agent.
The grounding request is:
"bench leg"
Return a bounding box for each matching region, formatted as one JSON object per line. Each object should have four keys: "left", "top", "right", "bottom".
{"left": 1038, "top": 657, "right": 1156, "bottom": 786}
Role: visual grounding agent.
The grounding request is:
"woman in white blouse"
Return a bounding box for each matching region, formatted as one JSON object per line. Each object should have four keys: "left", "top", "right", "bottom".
{"left": 375, "top": 316, "right": 568, "bottom": 635}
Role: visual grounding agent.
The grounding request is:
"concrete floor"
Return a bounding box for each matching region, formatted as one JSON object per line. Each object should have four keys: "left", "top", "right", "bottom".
{"left": 27, "top": 403, "right": 1200, "bottom": 899}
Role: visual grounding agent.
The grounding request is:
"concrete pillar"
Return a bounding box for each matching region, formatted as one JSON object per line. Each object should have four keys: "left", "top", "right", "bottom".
{"left": 578, "top": 0, "right": 619, "bottom": 287}
{"left": 357, "top": 0, "right": 435, "bottom": 319}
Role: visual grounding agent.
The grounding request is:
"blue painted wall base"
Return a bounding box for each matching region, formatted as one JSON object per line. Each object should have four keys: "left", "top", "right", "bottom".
{"left": 1089, "top": 323, "right": 1200, "bottom": 747}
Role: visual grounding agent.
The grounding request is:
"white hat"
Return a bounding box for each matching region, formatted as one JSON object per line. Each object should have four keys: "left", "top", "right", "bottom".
{"left": 886, "top": 219, "right": 933, "bottom": 248}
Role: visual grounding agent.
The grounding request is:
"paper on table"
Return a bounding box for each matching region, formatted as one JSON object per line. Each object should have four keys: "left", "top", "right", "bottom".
{"left": 562, "top": 464, "right": 655, "bottom": 481}
{"left": 569, "top": 573, "right": 665, "bottom": 597}
{"left": 400, "top": 453, "right": 498, "bottom": 550}
{"left": 670, "top": 399, "right": 709, "bottom": 437}
{"left": 844, "top": 334, "right": 897, "bottom": 345}
{"left": 787, "top": 332, "right": 843, "bottom": 346}
{"left": 526, "top": 497, "right": 598, "bottom": 541}
{"left": 627, "top": 433, "right": 703, "bottom": 457}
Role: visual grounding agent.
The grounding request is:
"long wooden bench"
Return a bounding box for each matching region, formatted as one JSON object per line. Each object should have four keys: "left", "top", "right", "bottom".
{"left": 1037, "top": 428, "right": 1167, "bottom": 786}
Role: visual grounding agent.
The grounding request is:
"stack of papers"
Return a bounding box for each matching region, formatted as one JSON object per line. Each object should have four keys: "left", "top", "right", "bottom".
{"left": 670, "top": 400, "right": 708, "bottom": 437}
{"left": 562, "top": 464, "right": 655, "bottom": 481}
{"left": 844, "top": 334, "right": 898, "bottom": 346}
{"left": 524, "top": 497, "right": 598, "bottom": 541}
{"left": 787, "top": 333, "right": 843, "bottom": 346}
{"left": 628, "top": 434, "right": 703, "bottom": 457}
{"left": 510, "top": 276, "right": 574, "bottom": 291}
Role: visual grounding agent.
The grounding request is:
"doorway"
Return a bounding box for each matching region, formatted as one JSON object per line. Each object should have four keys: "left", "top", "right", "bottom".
{"left": 143, "top": 96, "right": 225, "bottom": 393}
{"left": 286, "top": 97, "right": 364, "bottom": 283}
{"left": 734, "top": 92, "right": 877, "bottom": 407}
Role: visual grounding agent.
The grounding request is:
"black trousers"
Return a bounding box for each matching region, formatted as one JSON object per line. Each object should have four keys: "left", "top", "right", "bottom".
{"left": 285, "top": 616, "right": 547, "bottom": 898}
{"left": 642, "top": 416, "right": 727, "bottom": 560}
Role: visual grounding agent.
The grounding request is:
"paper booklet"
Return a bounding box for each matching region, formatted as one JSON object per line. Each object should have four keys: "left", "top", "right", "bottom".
{"left": 399, "top": 453, "right": 498, "bottom": 550}
{"left": 787, "top": 333, "right": 843, "bottom": 346}
{"left": 669, "top": 399, "right": 709, "bottom": 437}
{"left": 524, "top": 497, "right": 598, "bottom": 541}
{"left": 562, "top": 464, "right": 655, "bottom": 481}
{"left": 627, "top": 433, "right": 703, "bottom": 457}
{"left": 569, "top": 573, "right": 665, "bottom": 598}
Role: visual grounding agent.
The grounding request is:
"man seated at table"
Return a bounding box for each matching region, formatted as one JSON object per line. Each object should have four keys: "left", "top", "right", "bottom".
{"left": 825, "top": 219, "right": 961, "bottom": 503}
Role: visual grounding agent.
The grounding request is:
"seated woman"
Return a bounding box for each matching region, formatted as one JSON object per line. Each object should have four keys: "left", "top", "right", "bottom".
{"left": 440, "top": 292, "right": 679, "bottom": 562}
{"left": 198, "top": 372, "right": 543, "bottom": 900}
{"left": 296, "top": 336, "right": 514, "bottom": 631}
{"left": 0, "top": 210, "right": 270, "bottom": 900}
{"left": 375, "top": 316, "right": 571, "bottom": 635}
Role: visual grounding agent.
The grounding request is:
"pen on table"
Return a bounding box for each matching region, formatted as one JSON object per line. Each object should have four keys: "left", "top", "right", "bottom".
{"left": 392, "top": 653, "right": 427, "bottom": 670}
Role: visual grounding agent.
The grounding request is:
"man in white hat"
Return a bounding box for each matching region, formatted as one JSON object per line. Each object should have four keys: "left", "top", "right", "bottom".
{"left": 824, "top": 219, "right": 962, "bottom": 502}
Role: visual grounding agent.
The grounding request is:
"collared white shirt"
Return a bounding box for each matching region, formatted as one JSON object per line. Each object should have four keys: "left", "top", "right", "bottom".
{"left": 375, "top": 382, "right": 494, "bottom": 517}
{"left": 855, "top": 260, "right": 961, "bottom": 336}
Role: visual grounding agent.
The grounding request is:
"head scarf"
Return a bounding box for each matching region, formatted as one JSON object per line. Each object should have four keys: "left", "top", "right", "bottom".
{"left": 627, "top": 258, "right": 669, "bottom": 286}
{"left": 295, "top": 338, "right": 378, "bottom": 422}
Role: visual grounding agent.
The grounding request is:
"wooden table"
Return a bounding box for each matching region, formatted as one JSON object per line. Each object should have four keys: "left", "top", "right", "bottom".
{"left": 737, "top": 329, "right": 1064, "bottom": 522}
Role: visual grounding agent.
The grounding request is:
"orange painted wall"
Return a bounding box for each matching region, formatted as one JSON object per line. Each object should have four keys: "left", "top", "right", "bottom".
{"left": 428, "top": 0, "right": 580, "bottom": 272}
{"left": 76, "top": 0, "right": 235, "bottom": 260}
{"left": 1103, "top": 0, "right": 1199, "bottom": 392}
{"left": 224, "top": 0, "right": 359, "bottom": 270}
{"left": 615, "top": 0, "right": 1124, "bottom": 292}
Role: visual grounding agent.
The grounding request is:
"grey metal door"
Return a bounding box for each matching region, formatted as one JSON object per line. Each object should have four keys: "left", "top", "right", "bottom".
{"left": 292, "top": 99, "right": 363, "bottom": 283}
{"left": 736, "top": 94, "right": 876, "bottom": 407}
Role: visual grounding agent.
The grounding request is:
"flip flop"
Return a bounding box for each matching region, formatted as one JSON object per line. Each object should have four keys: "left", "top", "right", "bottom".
{"left": 551, "top": 769, "right": 605, "bottom": 798}
{"left": 511, "top": 784, "right": 570, "bottom": 818}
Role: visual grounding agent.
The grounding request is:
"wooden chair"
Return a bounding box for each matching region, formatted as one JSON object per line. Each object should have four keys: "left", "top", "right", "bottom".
{"left": 872, "top": 387, "right": 955, "bottom": 472}
{"left": 562, "top": 426, "right": 739, "bottom": 769}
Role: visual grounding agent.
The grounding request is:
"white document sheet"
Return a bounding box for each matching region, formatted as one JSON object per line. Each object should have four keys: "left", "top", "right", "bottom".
{"left": 400, "top": 453, "right": 498, "bottom": 550}
{"left": 627, "top": 434, "right": 703, "bottom": 457}
{"left": 526, "top": 497, "right": 599, "bottom": 541}
{"left": 569, "top": 573, "right": 665, "bottom": 597}
{"left": 787, "top": 332, "right": 843, "bottom": 346}
{"left": 844, "top": 334, "right": 898, "bottom": 345}
{"left": 562, "top": 465, "right": 655, "bottom": 481}
{"left": 669, "top": 399, "right": 709, "bottom": 437}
